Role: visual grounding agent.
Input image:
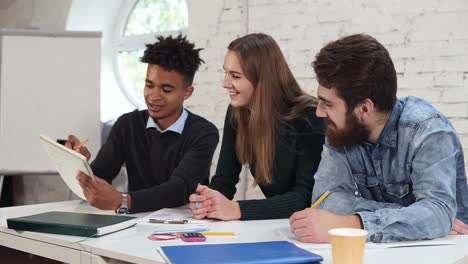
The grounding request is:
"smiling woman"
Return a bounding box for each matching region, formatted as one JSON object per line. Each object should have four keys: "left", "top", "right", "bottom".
{"left": 188, "top": 33, "right": 327, "bottom": 221}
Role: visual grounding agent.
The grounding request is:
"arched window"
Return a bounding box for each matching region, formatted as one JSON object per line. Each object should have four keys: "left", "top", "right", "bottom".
{"left": 114, "top": 0, "right": 188, "bottom": 108}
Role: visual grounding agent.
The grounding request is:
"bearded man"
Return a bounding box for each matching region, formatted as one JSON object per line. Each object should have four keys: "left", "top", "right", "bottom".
{"left": 289, "top": 34, "right": 468, "bottom": 243}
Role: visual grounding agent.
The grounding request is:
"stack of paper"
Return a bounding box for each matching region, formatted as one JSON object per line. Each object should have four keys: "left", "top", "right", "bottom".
{"left": 138, "top": 206, "right": 212, "bottom": 234}
{"left": 137, "top": 207, "right": 211, "bottom": 226}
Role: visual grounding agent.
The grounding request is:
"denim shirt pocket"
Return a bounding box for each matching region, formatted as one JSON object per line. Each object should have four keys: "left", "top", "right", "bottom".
{"left": 383, "top": 182, "right": 415, "bottom": 206}
{"left": 353, "top": 173, "right": 380, "bottom": 200}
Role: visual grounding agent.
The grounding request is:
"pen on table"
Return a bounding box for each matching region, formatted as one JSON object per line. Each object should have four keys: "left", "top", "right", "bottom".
{"left": 310, "top": 191, "right": 330, "bottom": 209}
{"left": 149, "top": 219, "right": 188, "bottom": 224}
{"left": 201, "top": 232, "right": 237, "bottom": 236}
{"left": 195, "top": 183, "right": 200, "bottom": 209}
{"left": 76, "top": 139, "right": 88, "bottom": 149}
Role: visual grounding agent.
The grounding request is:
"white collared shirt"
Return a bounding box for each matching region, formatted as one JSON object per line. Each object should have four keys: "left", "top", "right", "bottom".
{"left": 146, "top": 108, "right": 188, "bottom": 134}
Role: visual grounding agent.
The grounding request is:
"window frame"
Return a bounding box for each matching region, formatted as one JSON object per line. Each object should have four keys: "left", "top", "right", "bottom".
{"left": 112, "top": 0, "right": 188, "bottom": 108}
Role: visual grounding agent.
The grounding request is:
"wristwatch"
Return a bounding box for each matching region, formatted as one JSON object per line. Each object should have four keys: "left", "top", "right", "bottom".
{"left": 115, "top": 192, "right": 129, "bottom": 214}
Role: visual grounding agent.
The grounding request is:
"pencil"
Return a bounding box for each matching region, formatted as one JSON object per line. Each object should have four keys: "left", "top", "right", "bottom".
{"left": 310, "top": 191, "right": 330, "bottom": 209}
{"left": 201, "top": 232, "right": 237, "bottom": 236}
{"left": 77, "top": 139, "right": 88, "bottom": 149}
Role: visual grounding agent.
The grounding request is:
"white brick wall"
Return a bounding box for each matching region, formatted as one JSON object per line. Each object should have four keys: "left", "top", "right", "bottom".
{"left": 187, "top": 0, "right": 246, "bottom": 128}
{"left": 4, "top": 0, "right": 466, "bottom": 205}
{"left": 186, "top": 0, "right": 468, "bottom": 189}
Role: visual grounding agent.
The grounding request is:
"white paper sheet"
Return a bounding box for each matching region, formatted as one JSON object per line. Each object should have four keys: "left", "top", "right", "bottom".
{"left": 137, "top": 206, "right": 212, "bottom": 226}
{"left": 277, "top": 227, "right": 456, "bottom": 250}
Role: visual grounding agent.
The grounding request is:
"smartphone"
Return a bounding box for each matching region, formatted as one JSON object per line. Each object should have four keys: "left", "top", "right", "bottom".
{"left": 181, "top": 232, "right": 206, "bottom": 242}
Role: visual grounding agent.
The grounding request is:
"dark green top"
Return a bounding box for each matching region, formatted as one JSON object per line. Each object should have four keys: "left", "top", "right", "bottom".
{"left": 209, "top": 106, "right": 326, "bottom": 220}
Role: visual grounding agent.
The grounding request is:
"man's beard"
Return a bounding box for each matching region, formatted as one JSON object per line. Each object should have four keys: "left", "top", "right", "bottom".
{"left": 327, "top": 113, "right": 370, "bottom": 148}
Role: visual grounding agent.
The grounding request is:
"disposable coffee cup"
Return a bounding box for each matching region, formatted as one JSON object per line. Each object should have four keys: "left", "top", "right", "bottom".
{"left": 328, "top": 228, "right": 368, "bottom": 264}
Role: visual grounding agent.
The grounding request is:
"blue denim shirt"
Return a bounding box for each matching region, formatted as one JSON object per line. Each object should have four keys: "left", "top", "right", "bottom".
{"left": 312, "top": 96, "right": 468, "bottom": 242}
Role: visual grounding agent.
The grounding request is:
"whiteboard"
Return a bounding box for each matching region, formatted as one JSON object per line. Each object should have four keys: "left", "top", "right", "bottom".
{"left": 0, "top": 31, "right": 101, "bottom": 173}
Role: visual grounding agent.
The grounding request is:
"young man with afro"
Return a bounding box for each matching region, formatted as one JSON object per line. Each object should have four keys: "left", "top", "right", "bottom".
{"left": 66, "top": 35, "right": 219, "bottom": 214}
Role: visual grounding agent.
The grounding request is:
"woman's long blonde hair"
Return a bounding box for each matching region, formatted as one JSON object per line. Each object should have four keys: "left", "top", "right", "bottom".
{"left": 228, "top": 33, "right": 318, "bottom": 184}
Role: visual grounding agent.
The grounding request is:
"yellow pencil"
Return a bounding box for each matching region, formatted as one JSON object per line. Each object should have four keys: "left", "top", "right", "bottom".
{"left": 77, "top": 139, "right": 88, "bottom": 149}
{"left": 310, "top": 191, "right": 330, "bottom": 209}
{"left": 201, "top": 232, "right": 237, "bottom": 236}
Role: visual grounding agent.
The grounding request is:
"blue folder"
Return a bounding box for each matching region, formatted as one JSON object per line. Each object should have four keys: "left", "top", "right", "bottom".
{"left": 161, "top": 241, "right": 323, "bottom": 264}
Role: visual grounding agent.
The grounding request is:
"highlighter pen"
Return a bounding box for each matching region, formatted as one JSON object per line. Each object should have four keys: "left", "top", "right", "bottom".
{"left": 310, "top": 191, "right": 330, "bottom": 209}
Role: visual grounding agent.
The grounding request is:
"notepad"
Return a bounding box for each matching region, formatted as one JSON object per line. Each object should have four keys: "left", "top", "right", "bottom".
{"left": 160, "top": 241, "right": 323, "bottom": 264}
{"left": 39, "top": 134, "right": 94, "bottom": 200}
{"left": 7, "top": 211, "right": 137, "bottom": 237}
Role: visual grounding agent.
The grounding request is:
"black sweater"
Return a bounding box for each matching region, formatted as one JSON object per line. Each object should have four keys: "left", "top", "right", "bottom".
{"left": 91, "top": 110, "right": 219, "bottom": 213}
{"left": 209, "top": 106, "right": 326, "bottom": 220}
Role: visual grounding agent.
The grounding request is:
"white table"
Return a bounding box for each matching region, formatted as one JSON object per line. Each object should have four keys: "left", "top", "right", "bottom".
{"left": 1, "top": 200, "right": 467, "bottom": 264}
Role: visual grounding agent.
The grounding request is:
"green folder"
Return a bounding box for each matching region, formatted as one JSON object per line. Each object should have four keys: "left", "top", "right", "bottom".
{"left": 7, "top": 211, "right": 137, "bottom": 237}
